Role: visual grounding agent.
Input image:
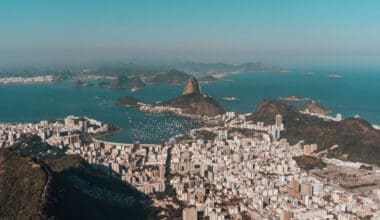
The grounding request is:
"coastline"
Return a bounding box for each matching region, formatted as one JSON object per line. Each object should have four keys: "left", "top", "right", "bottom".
{"left": 87, "top": 125, "right": 122, "bottom": 140}
{"left": 0, "top": 76, "right": 56, "bottom": 84}
{"left": 138, "top": 104, "right": 212, "bottom": 120}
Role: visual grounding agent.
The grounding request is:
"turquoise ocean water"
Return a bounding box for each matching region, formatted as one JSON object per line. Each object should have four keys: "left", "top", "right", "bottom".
{"left": 0, "top": 70, "right": 379, "bottom": 143}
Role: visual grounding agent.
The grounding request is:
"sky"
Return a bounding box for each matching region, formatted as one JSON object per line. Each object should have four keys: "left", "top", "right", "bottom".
{"left": 1, "top": 0, "right": 380, "bottom": 68}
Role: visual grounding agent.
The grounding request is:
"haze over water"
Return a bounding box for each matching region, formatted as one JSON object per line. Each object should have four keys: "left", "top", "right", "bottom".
{"left": 1, "top": 68, "right": 379, "bottom": 143}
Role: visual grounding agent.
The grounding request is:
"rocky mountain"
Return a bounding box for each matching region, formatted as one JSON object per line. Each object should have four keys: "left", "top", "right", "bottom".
{"left": 161, "top": 93, "right": 225, "bottom": 117}
{"left": 182, "top": 76, "right": 202, "bottom": 95}
{"left": 110, "top": 75, "right": 145, "bottom": 89}
{"left": 159, "top": 77, "right": 225, "bottom": 117}
{"left": 248, "top": 99, "right": 380, "bottom": 165}
{"left": 0, "top": 135, "right": 153, "bottom": 219}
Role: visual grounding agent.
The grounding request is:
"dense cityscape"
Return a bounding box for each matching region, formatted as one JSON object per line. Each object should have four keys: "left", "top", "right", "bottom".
{"left": 1, "top": 107, "right": 379, "bottom": 219}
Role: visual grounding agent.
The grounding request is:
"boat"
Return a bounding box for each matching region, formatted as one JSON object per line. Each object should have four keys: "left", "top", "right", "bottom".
{"left": 222, "top": 97, "right": 238, "bottom": 101}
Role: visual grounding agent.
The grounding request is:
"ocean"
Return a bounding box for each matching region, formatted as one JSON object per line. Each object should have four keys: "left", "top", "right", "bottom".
{"left": 0, "top": 69, "right": 379, "bottom": 143}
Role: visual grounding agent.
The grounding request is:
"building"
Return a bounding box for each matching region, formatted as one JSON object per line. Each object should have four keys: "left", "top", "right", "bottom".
{"left": 183, "top": 206, "right": 198, "bottom": 220}
{"left": 275, "top": 114, "right": 283, "bottom": 128}
{"left": 304, "top": 144, "right": 318, "bottom": 154}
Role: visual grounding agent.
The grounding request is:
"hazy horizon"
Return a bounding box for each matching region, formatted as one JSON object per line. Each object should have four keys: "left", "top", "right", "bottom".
{"left": 1, "top": 0, "right": 380, "bottom": 68}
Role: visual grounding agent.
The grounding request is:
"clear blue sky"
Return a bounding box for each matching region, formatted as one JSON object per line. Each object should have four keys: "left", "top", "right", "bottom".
{"left": 1, "top": 0, "right": 379, "bottom": 67}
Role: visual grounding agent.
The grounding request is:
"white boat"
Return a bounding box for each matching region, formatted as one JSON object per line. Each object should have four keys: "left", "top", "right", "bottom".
{"left": 222, "top": 97, "right": 238, "bottom": 101}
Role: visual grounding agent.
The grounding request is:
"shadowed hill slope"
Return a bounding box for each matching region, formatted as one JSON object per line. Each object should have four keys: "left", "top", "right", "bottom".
{"left": 0, "top": 150, "right": 48, "bottom": 219}
{"left": 0, "top": 135, "right": 153, "bottom": 220}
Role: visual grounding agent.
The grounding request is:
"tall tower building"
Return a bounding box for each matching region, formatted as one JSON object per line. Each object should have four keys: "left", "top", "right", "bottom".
{"left": 275, "top": 114, "right": 283, "bottom": 128}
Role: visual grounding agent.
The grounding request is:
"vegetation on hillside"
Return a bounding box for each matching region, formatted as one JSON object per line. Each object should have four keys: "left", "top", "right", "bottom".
{"left": 248, "top": 99, "right": 380, "bottom": 165}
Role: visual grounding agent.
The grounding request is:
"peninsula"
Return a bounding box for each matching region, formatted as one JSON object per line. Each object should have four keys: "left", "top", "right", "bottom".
{"left": 115, "top": 96, "right": 141, "bottom": 107}
{"left": 152, "top": 77, "right": 225, "bottom": 117}
{"left": 300, "top": 100, "right": 331, "bottom": 115}
{"left": 117, "top": 77, "right": 226, "bottom": 118}
{"left": 248, "top": 99, "right": 380, "bottom": 165}
{"left": 144, "top": 69, "right": 190, "bottom": 85}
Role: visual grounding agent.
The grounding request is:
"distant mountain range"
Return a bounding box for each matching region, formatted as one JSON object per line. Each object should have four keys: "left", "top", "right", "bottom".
{"left": 171, "top": 61, "right": 287, "bottom": 74}
{"left": 0, "top": 61, "right": 287, "bottom": 78}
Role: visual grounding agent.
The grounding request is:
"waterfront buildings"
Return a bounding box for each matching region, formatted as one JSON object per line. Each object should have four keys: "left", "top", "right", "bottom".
{"left": 1, "top": 112, "right": 379, "bottom": 219}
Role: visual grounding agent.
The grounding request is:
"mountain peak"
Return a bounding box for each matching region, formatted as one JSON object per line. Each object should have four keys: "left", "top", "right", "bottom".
{"left": 183, "top": 77, "right": 202, "bottom": 95}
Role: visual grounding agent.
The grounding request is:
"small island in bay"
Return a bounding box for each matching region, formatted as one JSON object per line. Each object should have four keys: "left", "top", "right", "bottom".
{"left": 73, "top": 80, "right": 94, "bottom": 88}
{"left": 115, "top": 96, "right": 141, "bottom": 107}
{"left": 299, "top": 100, "right": 331, "bottom": 115}
{"left": 279, "top": 95, "right": 307, "bottom": 102}
{"left": 328, "top": 73, "right": 343, "bottom": 78}
{"left": 110, "top": 75, "right": 145, "bottom": 90}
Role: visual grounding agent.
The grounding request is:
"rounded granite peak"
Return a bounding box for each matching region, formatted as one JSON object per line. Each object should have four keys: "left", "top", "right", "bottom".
{"left": 183, "top": 77, "right": 202, "bottom": 95}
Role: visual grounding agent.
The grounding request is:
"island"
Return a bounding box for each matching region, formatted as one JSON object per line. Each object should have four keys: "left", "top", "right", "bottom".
{"left": 110, "top": 75, "right": 145, "bottom": 90}
{"left": 279, "top": 95, "right": 307, "bottom": 102}
{"left": 328, "top": 73, "right": 343, "bottom": 78}
{"left": 73, "top": 80, "right": 94, "bottom": 88}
